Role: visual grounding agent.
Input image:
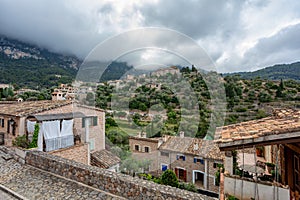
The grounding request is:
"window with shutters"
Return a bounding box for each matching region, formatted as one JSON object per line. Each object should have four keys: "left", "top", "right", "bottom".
{"left": 161, "top": 164, "right": 168, "bottom": 171}
{"left": 82, "top": 116, "right": 98, "bottom": 128}
{"left": 144, "top": 146, "right": 149, "bottom": 153}
{"left": 0, "top": 119, "right": 4, "bottom": 128}
{"left": 135, "top": 145, "right": 140, "bottom": 151}
{"left": 176, "top": 154, "right": 186, "bottom": 161}
{"left": 194, "top": 157, "right": 204, "bottom": 164}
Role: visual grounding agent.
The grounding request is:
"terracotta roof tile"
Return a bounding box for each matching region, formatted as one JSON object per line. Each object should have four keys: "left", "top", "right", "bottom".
{"left": 91, "top": 149, "right": 121, "bottom": 169}
{"left": 159, "top": 136, "right": 223, "bottom": 160}
{"left": 216, "top": 109, "right": 300, "bottom": 144}
{"left": 0, "top": 100, "right": 72, "bottom": 117}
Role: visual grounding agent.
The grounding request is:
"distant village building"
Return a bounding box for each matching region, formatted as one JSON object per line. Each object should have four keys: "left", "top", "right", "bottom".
{"left": 0, "top": 83, "right": 11, "bottom": 89}
{"left": 51, "top": 84, "right": 76, "bottom": 101}
{"left": 129, "top": 131, "right": 223, "bottom": 193}
{"left": 150, "top": 66, "right": 180, "bottom": 77}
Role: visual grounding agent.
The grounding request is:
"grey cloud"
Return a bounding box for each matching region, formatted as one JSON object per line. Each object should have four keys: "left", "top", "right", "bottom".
{"left": 140, "top": 0, "right": 244, "bottom": 40}
{"left": 243, "top": 23, "right": 300, "bottom": 70}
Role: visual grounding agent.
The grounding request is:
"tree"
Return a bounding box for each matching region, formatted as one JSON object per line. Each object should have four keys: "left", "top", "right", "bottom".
{"left": 161, "top": 169, "right": 178, "bottom": 187}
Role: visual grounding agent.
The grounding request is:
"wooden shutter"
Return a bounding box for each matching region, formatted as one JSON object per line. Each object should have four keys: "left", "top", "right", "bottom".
{"left": 183, "top": 156, "right": 186, "bottom": 161}
{"left": 93, "top": 116, "right": 98, "bottom": 126}
{"left": 176, "top": 155, "right": 179, "bottom": 160}
{"left": 175, "top": 168, "right": 179, "bottom": 178}
{"left": 183, "top": 170, "right": 187, "bottom": 182}
{"left": 82, "top": 118, "right": 85, "bottom": 128}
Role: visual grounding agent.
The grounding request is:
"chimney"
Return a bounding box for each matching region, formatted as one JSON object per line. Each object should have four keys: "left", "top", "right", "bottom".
{"left": 163, "top": 135, "right": 168, "bottom": 142}
{"left": 158, "top": 139, "right": 163, "bottom": 148}
{"left": 179, "top": 131, "right": 184, "bottom": 138}
{"left": 141, "top": 131, "right": 146, "bottom": 138}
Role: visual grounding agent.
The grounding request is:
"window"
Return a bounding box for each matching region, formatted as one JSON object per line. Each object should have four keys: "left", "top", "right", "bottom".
{"left": 82, "top": 116, "right": 98, "bottom": 127}
{"left": 144, "top": 146, "right": 149, "bottom": 153}
{"left": 135, "top": 145, "right": 139, "bottom": 151}
{"left": 194, "top": 157, "right": 204, "bottom": 164}
{"left": 161, "top": 164, "right": 168, "bottom": 172}
{"left": 161, "top": 152, "right": 169, "bottom": 157}
{"left": 176, "top": 154, "right": 186, "bottom": 161}
{"left": 0, "top": 119, "right": 4, "bottom": 128}
{"left": 213, "top": 162, "right": 222, "bottom": 168}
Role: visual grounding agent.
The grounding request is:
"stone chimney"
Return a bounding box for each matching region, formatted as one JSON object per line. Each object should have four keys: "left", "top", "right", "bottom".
{"left": 141, "top": 131, "right": 146, "bottom": 138}
{"left": 179, "top": 131, "right": 184, "bottom": 138}
{"left": 158, "top": 139, "right": 163, "bottom": 148}
{"left": 163, "top": 135, "right": 169, "bottom": 142}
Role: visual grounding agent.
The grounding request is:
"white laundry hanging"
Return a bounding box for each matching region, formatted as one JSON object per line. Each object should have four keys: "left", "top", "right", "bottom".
{"left": 27, "top": 121, "right": 36, "bottom": 133}
{"left": 42, "top": 120, "right": 61, "bottom": 151}
{"left": 60, "top": 119, "right": 74, "bottom": 148}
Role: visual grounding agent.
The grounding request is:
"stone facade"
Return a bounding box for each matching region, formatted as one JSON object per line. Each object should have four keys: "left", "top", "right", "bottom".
{"left": 0, "top": 101, "right": 105, "bottom": 153}
{"left": 129, "top": 136, "right": 160, "bottom": 153}
{"left": 158, "top": 151, "right": 220, "bottom": 192}
{"left": 50, "top": 144, "right": 89, "bottom": 165}
{"left": 129, "top": 135, "right": 222, "bottom": 193}
{"left": 26, "top": 151, "right": 215, "bottom": 200}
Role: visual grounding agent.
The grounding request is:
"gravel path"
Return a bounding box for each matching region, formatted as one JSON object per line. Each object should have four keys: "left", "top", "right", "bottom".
{"left": 0, "top": 149, "right": 122, "bottom": 200}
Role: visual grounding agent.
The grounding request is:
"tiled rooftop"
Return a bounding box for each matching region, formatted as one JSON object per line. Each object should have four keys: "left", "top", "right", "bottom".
{"left": 215, "top": 109, "right": 300, "bottom": 144}
{"left": 91, "top": 149, "right": 121, "bottom": 169}
{"left": 0, "top": 100, "right": 72, "bottom": 117}
{"left": 159, "top": 136, "right": 193, "bottom": 153}
{"left": 159, "top": 136, "right": 222, "bottom": 160}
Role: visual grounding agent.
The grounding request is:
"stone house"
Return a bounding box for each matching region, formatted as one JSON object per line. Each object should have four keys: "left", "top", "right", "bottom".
{"left": 0, "top": 100, "right": 106, "bottom": 164}
{"left": 129, "top": 132, "right": 223, "bottom": 193}
{"left": 215, "top": 109, "right": 300, "bottom": 199}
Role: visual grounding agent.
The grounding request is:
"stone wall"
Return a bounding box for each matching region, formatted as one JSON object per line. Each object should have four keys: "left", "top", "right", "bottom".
{"left": 50, "top": 144, "right": 88, "bottom": 165}
{"left": 26, "top": 151, "right": 215, "bottom": 200}
{"left": 129, "top": 137, "right": 158, "bottom": 153}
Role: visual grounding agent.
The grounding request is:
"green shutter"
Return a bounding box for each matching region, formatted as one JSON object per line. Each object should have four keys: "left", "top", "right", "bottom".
{"left": 82, "top": 117, "right": 85, "bottom": 128}
{"left": 93, "top": 116, "right": 98, "bottom": 126}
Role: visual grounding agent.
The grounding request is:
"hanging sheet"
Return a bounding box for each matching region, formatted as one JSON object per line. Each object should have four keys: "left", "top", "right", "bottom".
{"left": 60, "top": 119, "right": 74, "bottom": 148}
{"left": 27, "top": 121, "right": 36, "bottom": 133}
{"left": 42, "top": 120, "right": 60, "bottom": 151}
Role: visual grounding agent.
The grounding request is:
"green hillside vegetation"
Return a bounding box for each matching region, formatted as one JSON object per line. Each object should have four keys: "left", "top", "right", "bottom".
{"left": 0, "top": 36, "right": 80, "bottom": 89}
{"left": 229, "top": 62, "right": 300, "bottom": 80}
{"left": 99, "top": 67, "right": 300, "bottom": 149}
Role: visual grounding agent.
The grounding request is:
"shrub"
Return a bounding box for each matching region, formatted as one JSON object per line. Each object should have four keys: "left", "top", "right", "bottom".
{"left": 161, "top": 169, "right": 178, "bottom": 187}
{"left": 179, "top": 182, "right": 197, "bottom": 192}
{"left": 12, "top": 135, "right": 29, "bottom": 149}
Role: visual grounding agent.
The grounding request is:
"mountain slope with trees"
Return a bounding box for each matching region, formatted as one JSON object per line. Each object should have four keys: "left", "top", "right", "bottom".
{"left": 228, "top": 62, "right": 300, "bottom": 80}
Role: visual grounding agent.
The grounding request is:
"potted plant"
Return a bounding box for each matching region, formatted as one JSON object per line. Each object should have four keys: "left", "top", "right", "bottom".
{"left": 256, "top": 146, "right": 264, "bottom": 157}
{"left": 266, "top": 162, "right": 275, "bottom": 174}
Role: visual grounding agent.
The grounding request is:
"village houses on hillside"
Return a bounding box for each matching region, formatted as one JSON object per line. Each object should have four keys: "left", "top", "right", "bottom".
{"left": 129, "top": 131, "right": 223, "bottom": 193}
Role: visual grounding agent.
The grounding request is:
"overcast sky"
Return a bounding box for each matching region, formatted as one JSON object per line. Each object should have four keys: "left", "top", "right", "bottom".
{"left": 1, "top": 0, "right": 300, "bottom": 72}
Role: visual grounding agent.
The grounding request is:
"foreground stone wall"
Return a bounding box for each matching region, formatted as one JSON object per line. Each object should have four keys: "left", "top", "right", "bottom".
{"left": 26, "top": 151, "right": 214, "bottom": 200}
{"left": 50, "top": 144, "right": 88, "bottom": 165}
